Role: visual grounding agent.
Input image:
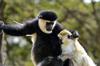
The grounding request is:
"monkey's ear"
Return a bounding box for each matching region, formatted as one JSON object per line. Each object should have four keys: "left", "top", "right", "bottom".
{"left": 58, "top": 29, "right": 72, "bottom": 39}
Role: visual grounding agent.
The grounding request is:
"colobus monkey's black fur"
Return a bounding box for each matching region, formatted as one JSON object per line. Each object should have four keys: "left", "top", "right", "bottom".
{"left": 2, "top": 19, "right": 63, "bottom": 62}
{"left": 0, "top": 11, "right": 74, "bottom": 66}
{"left": 0, "top": 11, "right": 79, "bottom": 66}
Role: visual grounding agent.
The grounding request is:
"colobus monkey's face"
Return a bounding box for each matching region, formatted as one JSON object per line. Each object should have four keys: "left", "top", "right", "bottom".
{"left": 38, "top": 19, "right": 57, "bottom": 34}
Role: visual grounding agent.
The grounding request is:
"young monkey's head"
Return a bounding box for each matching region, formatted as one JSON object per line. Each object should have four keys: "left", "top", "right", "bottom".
{"left": 58, "top": 29, "right": 73, "bottom": 44}
{"left": 58, "top": 29, "right": 79, "bottom": 45}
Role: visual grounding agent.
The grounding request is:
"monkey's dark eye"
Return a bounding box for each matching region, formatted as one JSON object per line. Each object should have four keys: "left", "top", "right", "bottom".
{"left": 46, "top": 21, "right": 54, "bottom": 25}
{"left": 46, "top": 22, "right": 54, "bottom": 26}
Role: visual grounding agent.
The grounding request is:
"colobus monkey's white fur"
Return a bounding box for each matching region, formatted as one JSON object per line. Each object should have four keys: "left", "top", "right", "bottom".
{"left": 58, "top": 29, "right": 96, "bottom": 66}
{"left": 38, "top": 19, "right": 57, "bottom": 34}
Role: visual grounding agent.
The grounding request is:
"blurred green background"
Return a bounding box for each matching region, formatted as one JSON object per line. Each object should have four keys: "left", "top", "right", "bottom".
{"left": 0, "top": 0, "right": 100, "bottom": 66}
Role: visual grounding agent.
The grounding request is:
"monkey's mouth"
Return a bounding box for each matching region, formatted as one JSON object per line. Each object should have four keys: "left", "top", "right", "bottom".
{"left": 46, "top": 22, "right": 53, "bottom": 31}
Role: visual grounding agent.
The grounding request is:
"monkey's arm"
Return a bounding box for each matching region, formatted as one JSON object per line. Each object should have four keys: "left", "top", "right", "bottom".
{"left": 1, "top": 20, "right": 36, "bottom": 36}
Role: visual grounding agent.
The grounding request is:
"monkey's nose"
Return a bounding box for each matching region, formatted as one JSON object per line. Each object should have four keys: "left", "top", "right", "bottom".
{"left": 46, "top": 24, "right": 53, "bottom": 31}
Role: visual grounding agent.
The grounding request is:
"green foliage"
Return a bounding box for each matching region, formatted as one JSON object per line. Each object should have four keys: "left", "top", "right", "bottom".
{"left": 4, "top": 0, "right": 35, "bottom": 22}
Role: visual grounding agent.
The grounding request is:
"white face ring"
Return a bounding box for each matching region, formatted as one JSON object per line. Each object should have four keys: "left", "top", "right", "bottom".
{"left": 38, "top": 19, "right": 57, "bottom": 34}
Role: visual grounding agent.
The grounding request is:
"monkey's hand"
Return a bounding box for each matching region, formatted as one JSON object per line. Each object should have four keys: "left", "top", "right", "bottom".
{"left": 68, "top": 30, "right": 79, "bottom": 39}
{"left": 0, "top": 21, "right": 4, "bottom": 32}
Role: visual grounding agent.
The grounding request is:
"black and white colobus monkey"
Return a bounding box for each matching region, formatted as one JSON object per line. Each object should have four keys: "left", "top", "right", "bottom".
{"left": 0, "top": 10, "right": 78, "bottom": 66}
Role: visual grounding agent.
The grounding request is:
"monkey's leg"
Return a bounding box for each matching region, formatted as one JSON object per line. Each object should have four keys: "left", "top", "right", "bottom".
{"left": 37, "top": 56, "right": 63, "bottom": 66}
{"left": 63, "top": 59, "right": 74, "bottom": 66}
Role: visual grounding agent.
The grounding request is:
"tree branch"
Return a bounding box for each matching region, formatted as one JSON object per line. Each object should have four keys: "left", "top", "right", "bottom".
{"left": 0, "top": 0, "right": 5, "bottom": 65}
